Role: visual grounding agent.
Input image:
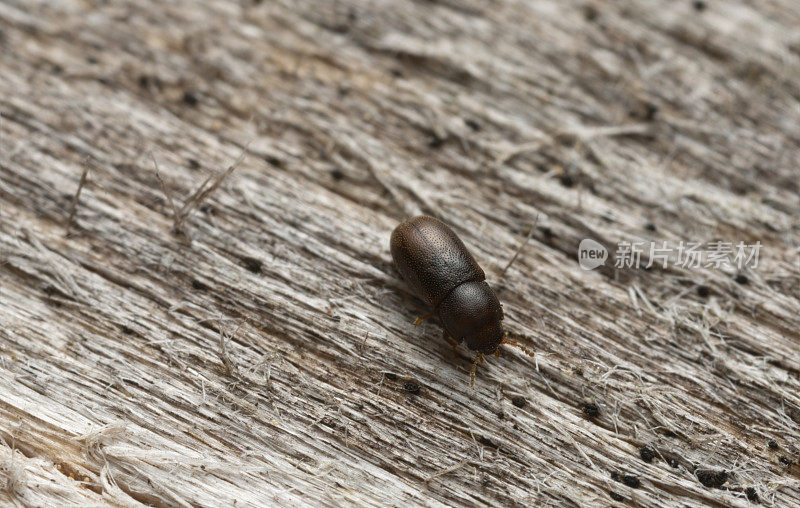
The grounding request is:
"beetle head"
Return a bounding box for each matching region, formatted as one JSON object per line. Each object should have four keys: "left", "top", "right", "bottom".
{"left": 463, "top": 319, "right": 505, "bottom": 353}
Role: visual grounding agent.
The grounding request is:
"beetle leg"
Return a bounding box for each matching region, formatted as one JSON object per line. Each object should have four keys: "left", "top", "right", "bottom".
{"left": 443, "top": 331, "right": 459, "bottom": 357}
{"left": 470, "top": 352, "right": 484, "bottom": 388}
{"left": 413, "top": 313, "right": 434, "bottom": 326}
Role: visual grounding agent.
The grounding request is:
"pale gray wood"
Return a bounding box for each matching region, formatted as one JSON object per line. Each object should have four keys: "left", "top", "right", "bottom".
{"left": 1, "top": 0, "right": 799, "bottom": 506}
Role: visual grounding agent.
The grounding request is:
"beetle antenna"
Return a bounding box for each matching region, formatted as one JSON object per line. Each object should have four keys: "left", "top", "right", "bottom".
{"left": 501, "top": 335, "right": 536, "bottom": 358}
{"left": 470, "top": 352, "right": 484, "bottom": 387}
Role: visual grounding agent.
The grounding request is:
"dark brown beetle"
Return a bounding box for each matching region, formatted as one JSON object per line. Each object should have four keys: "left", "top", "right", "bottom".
{"left": 390, "top": 215, "right": 533, "bottom": 385}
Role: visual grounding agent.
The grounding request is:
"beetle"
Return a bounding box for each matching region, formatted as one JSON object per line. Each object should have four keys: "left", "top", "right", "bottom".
{"left": 390, "top": 215, "right": 533, "bottom": 386}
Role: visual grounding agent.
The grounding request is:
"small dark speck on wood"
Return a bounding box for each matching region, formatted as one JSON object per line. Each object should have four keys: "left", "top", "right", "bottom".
{"left": 639, "top": 445, "right": 656, "bottom": 463}
{"left": 403, "top": 380, "right": 421, "bottom": 394}
{"left": 623, "top": 475, "right": 640, "bottom": 488}
{"left": 582, "top": 402, "right": 600, "bottom": 418}
{"left": 696, "top": 469, "right": 728, "bottom": 489}
{"left": 241, "top": 257, "right": 263, "bottom": 274}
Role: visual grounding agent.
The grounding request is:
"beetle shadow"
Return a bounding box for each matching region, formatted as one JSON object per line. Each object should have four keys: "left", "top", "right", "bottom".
{"left": 385, "top": 281, "right": 471, "bottom": 369}
{"left": 384, "top": 260, "right": 474, "bottom": 378}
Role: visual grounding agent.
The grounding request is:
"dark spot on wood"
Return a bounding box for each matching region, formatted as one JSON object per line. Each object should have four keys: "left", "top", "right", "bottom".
{"left": 735, "top": 274, "right": 749, "bottom": 285}
{"left": 668, "top": 458, "right": 680, "bottom": 468}
{"left": 42, "top": 284, "right": 59, "bottom": 296}
{"left": 693, "top": 0, "right": 707, "bottom": 11}
{"left": 182, "top": 91, "right": 199, "bottom": 106}
{"left": 639, "top": 445, "right": 655, "bottom": 463}
{"left": 464, "top": 118, "right": 481, "bottom": 131}
{"left": 779, "top": 456, "right": 792, "bottom": 466}
{"left": 697, "top": 285, "right": 710, "bottom": 298}
{"left": 559, "top": 173, "right": 575, "bottom": 188}
{"left": 200, "top": 204, "right": 215, "bottom": 215}
{"left": 86, "top": 55, "right": 99, "bottom": 64}
{"left": 137, "top": 75, "right": 150, "bottom": 88}
{"left": 581, "top": 402, "right": 599, "bottom": 418}
{"left": 479, "top": 436, "right": 498, "bottom": 448}
{"left": 120, "top": 325, "right": 136, "bottom": 335}
{"left": 731, "top": 181, "right": 750, "bottom": 195}
{"left": 768, "top": 440, "right": 779, "bottom": 449}
{"left": 644, "top": 103, "right": 658, "bottom": 120}
{"left": 428, "top": 135, "right": 447, "bottom": 148}
{"left": 496, "top": 411, "right": 504, "bottom": 419}
{"left": 745, "top": 487, "right": 759, "bottom": 503}
{"left": 330, "top": 168, "right": 345, "bottom": 181}
{"left": 644, "top": 222, "right": 657, "bottom": 232}
{"left": 622, "top": 475, "right": 640, "bottom": 488}
{"left": 266, "top": 155, "right": 283, "bottom": 167}
{"left": 583, "top": 4, "right": 599, "bottom": 21}
{"left": 696, "top": 469, "right": 727, "bottom": 488}
{"left": 191, "top": 279, "right": 209, "bottom": 291}
{"left": 630, "top": 102, "right": 659, "bottom": 121}
{"left": 611, "top": 471, "right": 638, "bottom": 488}
{"left": 390, "top": 68, "right": 404, "bottom": 78}
{"left": 188, "top": 158, "right": 201, "bottom": 170}
{"left": 511, "top": 396, "right": 526, "bottom": 408}
{"left": 403, "top": 380, "right": 421, "bottom": 394}
{"left": 241, "top": 257, "right": 263, "bottom": 273}
{"left": 609, "top": 491, "right": 624, "bottom": 502}
{"left": 329, "top": 23, "right": 351, "bottom": 34}
{"left": 384, "top": 372, "right": 398, "bottom": 381}
{"left": 540, "top": 227, "right": 554, "bottom": 243}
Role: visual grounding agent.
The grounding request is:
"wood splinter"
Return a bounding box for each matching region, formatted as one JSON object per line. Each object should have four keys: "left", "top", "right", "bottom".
{"left": 65, "top": 157, "right": 90, "bottom": 236}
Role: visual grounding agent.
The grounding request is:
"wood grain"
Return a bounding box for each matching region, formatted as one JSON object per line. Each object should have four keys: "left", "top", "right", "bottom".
{"left": 1, "top": 0, "right": 799, "bottom": 506}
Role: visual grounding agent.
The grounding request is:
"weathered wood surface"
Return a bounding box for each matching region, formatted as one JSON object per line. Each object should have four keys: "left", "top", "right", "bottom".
{"left": 1, "top": 0, "right": 800, "bottom": 506}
